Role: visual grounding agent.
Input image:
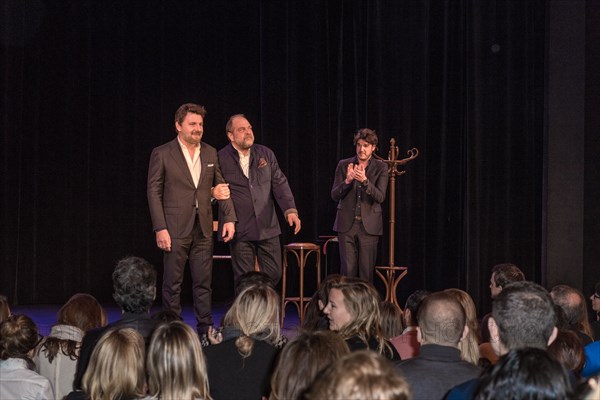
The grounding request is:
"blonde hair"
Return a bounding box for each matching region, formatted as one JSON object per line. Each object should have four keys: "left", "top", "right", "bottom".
{"left": 305, "top": 350, "right": 411, "bottom": 400}
{"left": 83, "top": 328, "right": 146, "bottom": 400}
{"left": 330, "top": 279, "right": 390, "bottom": 356}
{"left": 147, "top": 321, "right": 211, "bottom": 400}
{"left": 222, "top": 285, "right": 280, "bottom": 358}
{"left": 444, "top": 288, "right": 480, "bottom": 365}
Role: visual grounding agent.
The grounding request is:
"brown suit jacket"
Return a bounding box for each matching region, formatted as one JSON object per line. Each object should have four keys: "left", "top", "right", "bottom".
{"left": 147, "top": 138, "right": 236, "bottom": 238}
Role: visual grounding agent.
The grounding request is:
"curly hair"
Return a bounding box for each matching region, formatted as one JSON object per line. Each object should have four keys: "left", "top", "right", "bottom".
{"left": 112, "top": 256, "right": 156, "bottom": 313}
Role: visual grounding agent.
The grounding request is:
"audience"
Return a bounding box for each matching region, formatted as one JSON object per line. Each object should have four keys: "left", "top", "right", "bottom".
{"left": 478, "top": 313, "right": 499, "bottom": 366}
{"left": 582, "top": 340, "right": 600, "bottom": 379}
{"left": 302, "top": 274, "right": 345, "bottom": 332}
{"left": 269, "top": 330, "right": 349, "bottom": 400}
{"left": 550, "top": 284, "right": 594, "bottom": 345}
{"left": 547, "top": 329, "right": 585, "bottom": 379}
{"left": 304, "top": 350, "right": 411, "bottom": 400}
{"left": 397, "top": 291, "right": 481, "bottom": 400}
{"left": 0, "top": 294, "right": 11, "bottom": 324}
{"left": 379, "top": 301, "right": 404, "bottom": 340}
{"left": 322, "top": 278, "right": 400, "bottom": 360}
{"left": 488, "top": 263, "right": 525, "bottom": 299}
{"left": 589, "top": 281, "right": 600, "bottom": 341}
{"left": 390, "top": 290, "right": 430, "bottom": 360}
{"left": 0, "top": 314, "right": 54, "bottom": 400}
{"left": 204, "top": 284, "right": 281, "bottom": 400}
{"left": 474, "top": 348, "right": 572, "bottom": 399}
{"left": 67, "top": 328, "right": 147, "bottom": 400}
{"left": 74, "top": 256, "right": 158, "bottom": 389}
{"left": 444, "top": 288, "right": 481, "bottom": 365}
{"left": 34, "top": 293, "right": 106, "bottom": 399}
{"left": 446, "top": 281, "right": 559, "bottom": 399}
{"left": 146, "top": 320, "right": 210, "bottom": 400}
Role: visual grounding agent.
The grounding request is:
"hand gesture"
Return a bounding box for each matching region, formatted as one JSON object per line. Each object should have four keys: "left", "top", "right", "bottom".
{"left": 345, "top": 163, "right": 356, "bottom": 184}
{"left": 212, "top": 183, "right": 230, "bottom": 200}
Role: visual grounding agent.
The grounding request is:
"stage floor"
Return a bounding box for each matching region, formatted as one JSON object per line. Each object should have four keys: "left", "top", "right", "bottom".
{"left": 11, "top": 301, "right": 302, "bottom": 339}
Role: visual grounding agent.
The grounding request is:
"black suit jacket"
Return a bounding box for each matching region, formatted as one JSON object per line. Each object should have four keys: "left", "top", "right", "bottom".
{"left": 331, "top": 156, "right": 388, "bottom": 235}
{"left": 147, "top": 138, "right": 236, "bottom": 238}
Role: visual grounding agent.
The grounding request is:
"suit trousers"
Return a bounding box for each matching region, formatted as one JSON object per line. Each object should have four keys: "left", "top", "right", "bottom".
{"left": 162, "top": 215, "right": 213, "bottom": 333}
{"left": 338, "top": 219, "right": 379, "bottom": 282}
{"left": 229, "top": 236, "right": 282, "bottom": 285}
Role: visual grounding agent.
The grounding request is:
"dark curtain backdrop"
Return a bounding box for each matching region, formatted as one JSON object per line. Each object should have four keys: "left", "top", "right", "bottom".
{"left": 1, "top": 0, "right": 545, "bottom": 314}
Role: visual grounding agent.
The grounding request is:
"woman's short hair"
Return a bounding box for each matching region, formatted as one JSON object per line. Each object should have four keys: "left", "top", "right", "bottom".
{"left": 222, "top": 284, "right": 280, "bottom": 358}
{"left": 305, "top": 350, "right": 411, "bottom": 400}
{"left": 0, "top": 314, "right": 39, "bottom": 369}
{"left": 147, "top": 321, "right": 210, "bottom": 400}
{"left": 269, "top": 330, "right": 349, "bottom": 400}
{"left": 82, "top": 328, "right": 146, "bottom": 400}
{"left": 474, "top": 347, "right": 572, "bottom": 399}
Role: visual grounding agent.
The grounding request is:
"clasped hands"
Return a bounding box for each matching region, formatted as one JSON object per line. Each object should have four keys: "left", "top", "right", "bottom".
{"left": 345, "top": 163, "right": 367, "bottom": 185}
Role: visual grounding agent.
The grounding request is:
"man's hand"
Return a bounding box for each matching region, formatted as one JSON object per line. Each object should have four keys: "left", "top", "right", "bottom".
{"left": 287, "top": 213, "right": 301, "bottom": 235}
{"left": 354, "top": 164, "right": 367, "bottom": 183}
{"left": 155, "top": 229, "right": 171, "bottom": 252}
{"left": 222, "top": 222, "right": 235, "bottom": 242}
{"left": 345, "top": 163, "right": 356, "bottom": 184}
{"left": 212, "top": 183, "right": 231, "bottom": 200}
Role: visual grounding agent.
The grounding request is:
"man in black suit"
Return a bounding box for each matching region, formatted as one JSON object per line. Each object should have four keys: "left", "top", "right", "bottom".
{"left": 217, "top": 114, "right": 301, "bottom": 285}
{"left": 147, "top": 103, "right": 236, "bottom": 335}
{"left": 331, "top": 128, "right": 388, "bottom": 282}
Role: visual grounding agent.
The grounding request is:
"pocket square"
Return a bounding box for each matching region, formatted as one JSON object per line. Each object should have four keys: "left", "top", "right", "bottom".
{"left": 207, "top": 164, "right": 214, "bottom": 167}
{"left": 258, "top": 158, "right": 267, "bottom": 168}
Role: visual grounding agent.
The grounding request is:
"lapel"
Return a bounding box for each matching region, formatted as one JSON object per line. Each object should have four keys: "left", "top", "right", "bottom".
{"left": 198, "top": 143, "right": 208, "bottom": 187}
{"left": 169, "top": 138, "right": 195, "bottom": 187}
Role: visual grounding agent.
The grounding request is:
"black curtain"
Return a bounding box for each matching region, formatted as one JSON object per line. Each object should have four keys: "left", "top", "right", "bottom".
{"left": 1, "top": 0, "right": 545, "bottom": 314}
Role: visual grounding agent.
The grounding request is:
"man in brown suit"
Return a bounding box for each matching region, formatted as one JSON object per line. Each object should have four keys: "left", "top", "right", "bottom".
{"left": 147, "top": 103, "right": 236, "bottom": 335}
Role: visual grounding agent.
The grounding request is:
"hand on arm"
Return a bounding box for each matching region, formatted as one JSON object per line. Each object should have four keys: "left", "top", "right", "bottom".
{"left": 212, "top": 183, "right": 231, "bottom": 200}
{"left": 155, "top": 229, "right": 171, "bottom": 252}
{"left": 221, "top": 222, "right": 235, "bottom": 242}
{"left": 287, "top": 213, "right": 301, "bottom": 235}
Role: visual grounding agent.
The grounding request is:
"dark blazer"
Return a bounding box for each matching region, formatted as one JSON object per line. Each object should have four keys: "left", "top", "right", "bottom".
{"left": 331, "top": 156, "right": 388, "bottom": 235}
{"left": 147, "top": 138, "right": 236, "bottom": 238}
{"left": 218, "top": 143, "right": 296, "bottom": 241}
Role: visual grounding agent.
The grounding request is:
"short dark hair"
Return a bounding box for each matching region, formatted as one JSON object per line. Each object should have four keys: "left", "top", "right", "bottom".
{"left": 492, "top": 281, "right": 555, "bottom": 350}
{"left": 225, "top": 114, "right": 246, "bottom": 135}
{"left": 475, "top": 348, "right": 572, "bottom": 399}
{"left": 418, "top": 292, "right": 466, "bottom": 346}
{"left": 234, "top": 271, "right": 273, "bottom": 296}
{"left": 491, "top": 263, "right": 525, "bottom": 288}
{"left": 112, "top": 257, "right": 156, "bottom": 313}
{"left": 403, "top": 290, "right": 431, "bottom": 326}
{"left": 174, "top": 103, "right": 207, "bottom": 127}
{"left": 353, "top": 128, "right": 378, "bottom": 146}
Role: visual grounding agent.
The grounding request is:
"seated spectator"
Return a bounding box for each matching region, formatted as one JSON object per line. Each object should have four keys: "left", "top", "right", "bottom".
{"left": 478, "top": 313, "right": 499, "bottom": 366}
{"left": 551, "top": 284, "right": 594, "bottom": 345}
{"left": 0, "top": 294, "right": 10, "bottom": 324}
{"left": 234, "top": 270, "right": 274, "bottom": 295}
{"left": 204, "top": 284, "right": 281, "bottom": 400}
{"left": 305, "top": 350, "right": 411, "bottom": 400}
{"left": 397, "top": 291, "right": 481, "bottom": 400}
{"left": 589, "top": 282, "right": 600, "bottom": 341}
{"left": 0, "top": 314, "right": 54, "bottom": 400}
{"left": 474, "top": 348, "right": 572, "bottom": 399}
{"left": 379, "top": 301, "right": 404, "bottom": 341}
{"left": 74, "top": 256, "right": 158, "bottom": 389}
{"left": 269, "top": 330, "right": 349, "bottom": 400}
{"left": 582, "top": 341, "right": 600, "bottom": 379}
{"left": 34, "top": 293, "right": 106, "bottom": 399}
{"left": 488, "top": 263, "right": 525, "bottom": 299}
{"left": 322, "top": 278, "right": 401, "bottom": 360}
{"left": 547, "top": 329, "right": 585, "bottom": 379}
{"left": 302, "top": 274, "right": 345, "bottom": 332}
{"left": 390, "top": 290, "right": 430, "bottom": 360}
{"left": 66, "top": 328, "right": 146, "bottom": 400}
{"left": 444, "top": 288, "right": 481, "bottom": 366}
{"left": 146, "top": 321, "right": 210, "bottom": 400}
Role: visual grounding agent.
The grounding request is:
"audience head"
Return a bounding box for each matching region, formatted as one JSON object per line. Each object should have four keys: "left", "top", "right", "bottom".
{"left": 490, "top": 263, "right": 525, "bottom": 299}
{"left": 474, "top": 347, "right": 572, "bottom": 400}
{"left": 112, "top": 256, "right": 157, "bottom": 314}
{"left": 147, "top": 321, "right": 210, "bottom": 400}
{"left": 82, "top": 328, "right": 146, "bottom": 400}
{"left": 0, "top": 314, "right": 40, "bottom": 369}
{"left": 234, "top": 270, "right": 274, "bottom": 296}
{"left": 403, "top": 290, "right": 430, "bottom": 327}
{"left": 444, "top": 288, "right": 481, "bottom": 364}
{"left": 379, "top": 301, "right": 404, "bottom": 338}
{"left": 222, "top": 284, "right": 280, "bottom": 358}
{"left": 550, "top": 284, "right": 593, "bottom": 339}
{"left": 305, "top": 350, "right": 410, "bottom": 400}
{"left": 0, "top": 295, "right": 10, "bottom": 323}
{"left": 269, "top": 330, "right": 349, "bottom": 400}
{"left": 302, "top": 274, "right": 345, "bottom": 332}
{"left": 150, "top": 309, "right": 183, "bottom": 324}
{"left": 489, "top": 281, "right": 557, "bottom": 355}
{"left": 417, "top": 291, "right": 467, "bottom": 347}
{"left": 57, "top": 293, "right": 106, "bottom": 331}
{"left": 590, "top": 282, "right": 600, "bottom": 315}
{"left": 547, "top": 329, "right": 585, "bottom": 378}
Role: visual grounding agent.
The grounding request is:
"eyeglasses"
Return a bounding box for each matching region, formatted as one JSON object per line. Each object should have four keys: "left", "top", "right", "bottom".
{"left": 592, "top": 293, "right": 600, "bottom": 300}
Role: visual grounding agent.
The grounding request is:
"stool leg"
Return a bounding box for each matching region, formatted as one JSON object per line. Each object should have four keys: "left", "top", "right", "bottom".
{"left": 299, "top": 249, "right": 305, "bottom": 324}
{"left": 281, "top": 250, "right": 287, "bottom": 326}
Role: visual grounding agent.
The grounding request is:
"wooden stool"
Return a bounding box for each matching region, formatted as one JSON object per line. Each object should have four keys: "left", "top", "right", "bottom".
{"left": 375, "top": 265, "right": 408, "bottom": 308}
{"left": 281, "top": 242, "right": 321, "bottom": 325}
